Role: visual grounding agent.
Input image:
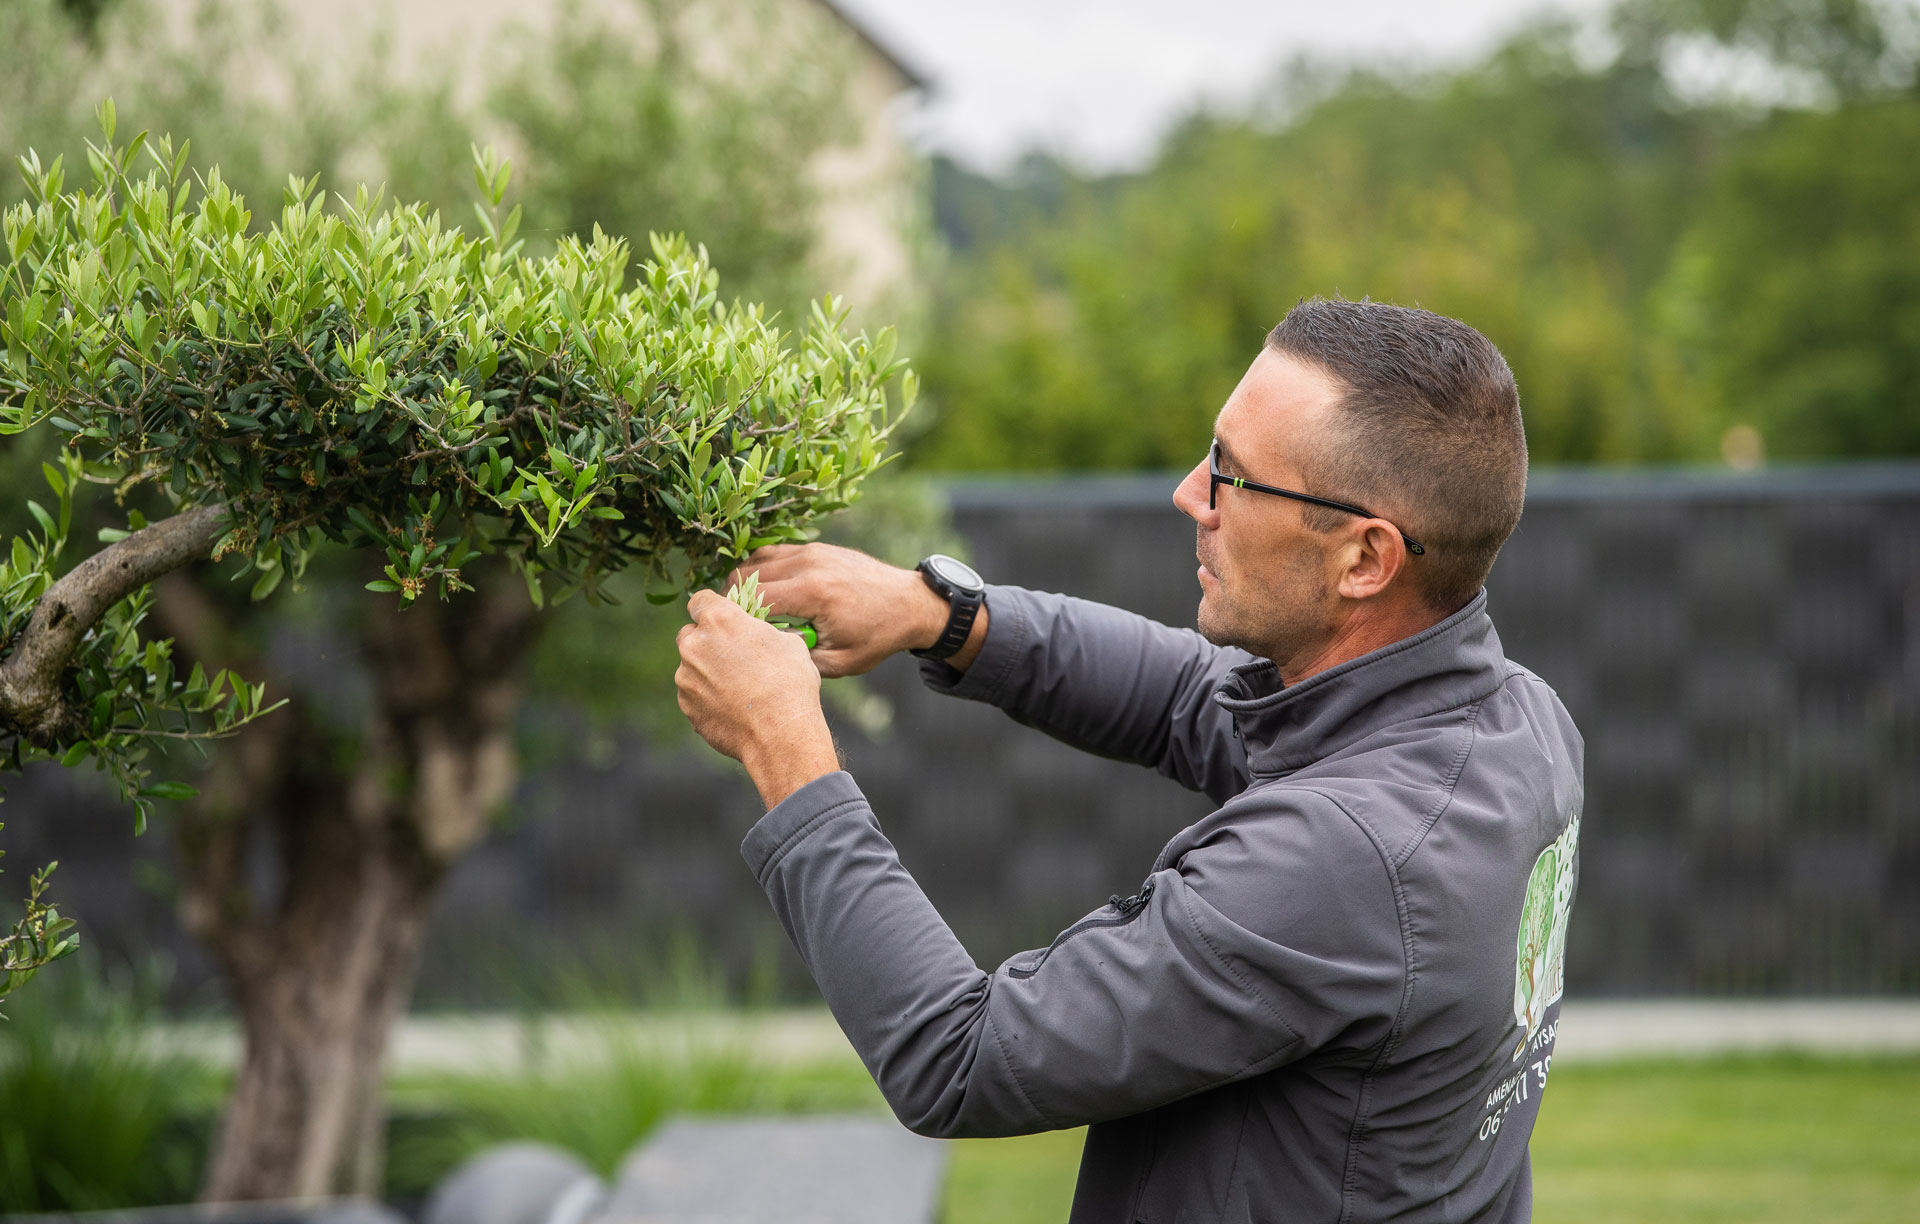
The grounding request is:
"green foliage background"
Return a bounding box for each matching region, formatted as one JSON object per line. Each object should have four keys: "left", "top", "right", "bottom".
{"left": 913, "top": 0, "right": 1920, "bottom": 471}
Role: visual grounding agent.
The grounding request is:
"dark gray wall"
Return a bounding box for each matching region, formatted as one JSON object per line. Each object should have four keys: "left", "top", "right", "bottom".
{"left": 7, "top": 465, "right": 1918, "bottom": 1007}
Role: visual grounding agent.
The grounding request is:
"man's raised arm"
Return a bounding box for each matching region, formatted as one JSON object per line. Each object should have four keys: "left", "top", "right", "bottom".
{"left": 671, "top": 594, "right": 1401, "bottom": 1143}
{"left": 735, "top": 543, "right": 1249, "bottom": 803}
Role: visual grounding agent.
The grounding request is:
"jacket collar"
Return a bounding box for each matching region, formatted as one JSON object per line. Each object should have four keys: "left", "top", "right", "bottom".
{"left": 1214, "top": 590, "right": 1508, "bottom": 777}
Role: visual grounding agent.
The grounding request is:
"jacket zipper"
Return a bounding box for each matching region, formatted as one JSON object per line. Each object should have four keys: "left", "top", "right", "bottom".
{"left": 1006, "top": 880, "right": 1155, "bottom": 980}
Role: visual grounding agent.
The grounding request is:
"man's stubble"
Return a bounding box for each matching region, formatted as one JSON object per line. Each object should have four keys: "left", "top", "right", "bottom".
{"left": 1195, "top": 528, "right": 1334, "bottom": 668}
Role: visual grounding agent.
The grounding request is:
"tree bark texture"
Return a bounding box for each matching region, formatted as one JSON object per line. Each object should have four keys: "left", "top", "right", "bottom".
{"left": 162, "top": 572, "right": 539, "bottom": 1200}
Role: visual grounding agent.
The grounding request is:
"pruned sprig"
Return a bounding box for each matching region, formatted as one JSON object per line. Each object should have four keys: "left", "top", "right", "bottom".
{"left": 725, "top": 571, "right": 773, "bottom": 620}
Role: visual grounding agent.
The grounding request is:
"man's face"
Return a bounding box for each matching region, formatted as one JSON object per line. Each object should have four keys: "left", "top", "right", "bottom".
{"left": 1172, "top": 350, "right": 1345, "bottom": 664}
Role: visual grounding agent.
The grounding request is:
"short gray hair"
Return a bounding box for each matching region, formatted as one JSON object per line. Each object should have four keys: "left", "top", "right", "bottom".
{"left": 1266, "top": 297, "right": 1527, "bottom": 612}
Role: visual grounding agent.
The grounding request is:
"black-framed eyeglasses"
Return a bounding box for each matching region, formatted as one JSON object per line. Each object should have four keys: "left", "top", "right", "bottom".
{"left": 1208, "top": 442, "right": 1425, "bottom": 556}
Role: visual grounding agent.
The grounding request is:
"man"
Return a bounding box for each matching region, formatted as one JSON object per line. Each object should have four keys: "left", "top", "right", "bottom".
{"left": 675, "top": 298, "right": 1583, "bottom": 1222}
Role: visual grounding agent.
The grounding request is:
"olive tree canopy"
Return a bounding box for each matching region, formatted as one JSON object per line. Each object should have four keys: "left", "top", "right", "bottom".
{"left": 0, "top": 104, "right": 912, "bottom": 1000}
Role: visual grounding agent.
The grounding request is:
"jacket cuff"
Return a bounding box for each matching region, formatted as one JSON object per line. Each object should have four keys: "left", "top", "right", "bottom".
{"left": 740, "top": 769, "right": 871, "bottom": 882}
{"left": 917, "top": 584, "right": 1030, "bottom": 705}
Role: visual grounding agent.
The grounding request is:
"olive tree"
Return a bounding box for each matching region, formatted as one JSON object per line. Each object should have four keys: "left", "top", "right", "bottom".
{"left": 0, "top": 106, "right": 911, "bottom": 1195}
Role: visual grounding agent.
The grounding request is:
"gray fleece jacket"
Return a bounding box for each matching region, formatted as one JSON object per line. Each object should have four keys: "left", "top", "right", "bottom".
{"left": 742, "top": 585, "right": 1584, "bottom": 1223}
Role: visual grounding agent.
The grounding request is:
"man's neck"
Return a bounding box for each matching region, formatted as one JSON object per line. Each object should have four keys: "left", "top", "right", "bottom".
{"left": 1275, "top": 600, "right": 1448, "bottom": 686}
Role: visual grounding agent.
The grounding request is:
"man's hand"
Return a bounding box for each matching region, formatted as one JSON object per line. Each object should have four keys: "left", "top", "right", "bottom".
{"left": 675, "top": 590, "right": 841, "bottom": 809}
{"left": 730, "top": 542, "right": 986, "bottom": 676}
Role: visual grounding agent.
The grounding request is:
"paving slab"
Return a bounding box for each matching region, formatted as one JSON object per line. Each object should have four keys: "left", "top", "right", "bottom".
{"left": 599, "top": 1116, "right": 945, "bottom": 1224}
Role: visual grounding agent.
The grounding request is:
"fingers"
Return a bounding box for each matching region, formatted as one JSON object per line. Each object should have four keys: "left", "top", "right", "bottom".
{"left": 730, "top": 552, "right": 807, "bottom": 596}
{"left": 809, "top": 648, "right": 854, "bottom": 680}
{"left": 733, "top": 543, "right": 805, "bottom": 576}
{"left": 750, "top": 574, "right": 813, "bottom": 620}
{"left": 746, "top": 543, "right": 808, "bottom": 565}
{"left": 674, "top": 569, "right": 832, "bottom": 768}
{"left": 739, "top": 566, "right": 825, "bottom": 623}
{"left": 703, "top": 541, "right": 906, "bottom": 663}
{"left": 684, "top": 587, "right": 798, "bottom": 653}
{"left": 687, "top": 587, "right": 747, "bottom": 626}
{"left": 724, "top": 545, "right": 827, "bottom": 616}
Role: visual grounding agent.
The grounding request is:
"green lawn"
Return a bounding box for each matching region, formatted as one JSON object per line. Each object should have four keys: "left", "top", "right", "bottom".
{"left": 940, "top": 1056, "right": 1920, "bottom": 1224}
{"left": 1530, "top": 1056, "right": 1920, "bottom": 1224}
{"left": 944, "top": 1127, "right": 1086, "bottom": 1224}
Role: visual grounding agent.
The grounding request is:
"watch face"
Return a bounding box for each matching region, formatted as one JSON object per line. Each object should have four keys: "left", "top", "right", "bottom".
{"left": 925, "top": 554, "right": 984, "bottom": 593}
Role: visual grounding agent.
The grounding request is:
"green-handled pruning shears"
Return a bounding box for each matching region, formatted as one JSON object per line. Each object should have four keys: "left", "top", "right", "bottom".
{"left": 776, "top": 620, "right": 818, "bottom": 650}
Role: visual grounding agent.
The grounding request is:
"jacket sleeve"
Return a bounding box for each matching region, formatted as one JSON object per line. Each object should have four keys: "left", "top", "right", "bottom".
{"left": 922, "top": 585, "right": 1252, "bottom": 804}
{"left": 744, "top": 771, "right": 1406, "bottom": 1139}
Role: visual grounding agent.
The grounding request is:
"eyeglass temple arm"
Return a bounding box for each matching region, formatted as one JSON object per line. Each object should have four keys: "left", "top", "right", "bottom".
{"left": 1215, "top": 472, "right": 1426, "bottom": 556}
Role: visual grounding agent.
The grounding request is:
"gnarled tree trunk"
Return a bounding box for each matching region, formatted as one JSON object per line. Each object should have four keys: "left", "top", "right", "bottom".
{"left": 162, "top": 573, "right": 539, "bottom": 1199}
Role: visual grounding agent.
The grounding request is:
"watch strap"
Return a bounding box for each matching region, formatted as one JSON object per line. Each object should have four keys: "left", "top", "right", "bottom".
{"left": 909, "top": 565, "right": 985, "bottom": 661}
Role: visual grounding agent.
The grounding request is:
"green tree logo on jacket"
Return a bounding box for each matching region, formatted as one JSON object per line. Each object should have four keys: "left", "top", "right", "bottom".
{"left": 1513, "top": 810, "right": 1579, "bottom": 1058}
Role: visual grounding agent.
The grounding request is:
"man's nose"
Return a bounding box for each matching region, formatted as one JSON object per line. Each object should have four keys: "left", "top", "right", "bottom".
{"left": 1173, "top": 458, "right": 1215, "bottom": 524}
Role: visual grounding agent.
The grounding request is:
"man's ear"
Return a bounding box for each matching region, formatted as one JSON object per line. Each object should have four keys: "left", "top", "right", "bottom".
{"left": 1336, "top": 521, "right": 1410, "bottom": 600}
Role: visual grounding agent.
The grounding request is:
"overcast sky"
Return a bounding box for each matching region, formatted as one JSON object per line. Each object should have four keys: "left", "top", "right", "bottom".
{"left": 833, "top": 0, "right": 1613, "bottom": 172}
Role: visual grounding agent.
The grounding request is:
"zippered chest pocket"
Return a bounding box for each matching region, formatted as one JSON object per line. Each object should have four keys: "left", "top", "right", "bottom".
{"left": 1005, "top": 879, "right": 1156, "bottom": 980}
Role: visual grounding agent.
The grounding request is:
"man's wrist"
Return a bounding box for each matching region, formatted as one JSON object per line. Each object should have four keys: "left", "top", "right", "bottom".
{"left": 908, "top": 574, "right": 951, "bottom": 653}
{"left": 904, "top": 574, "right": 988, "bottom": 671}
{"left": 742, "top": 723, "right": 842, "bottom": 811}
{"left": 945, "top": 604, "right": 989, "bottom": 671}
{"left": 906, "top": 555, "right": 989, "bottom": 667}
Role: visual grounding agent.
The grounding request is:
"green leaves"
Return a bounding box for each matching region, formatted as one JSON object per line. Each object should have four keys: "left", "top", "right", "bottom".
{"left": 0, "top": 849, "right": 80, "bottom": 1012}
{"left": 0, "top": 130, "right": 911, "bottom": 615}
{"left": 725, "top": 572, "right": 772, "bottom": 620}
{"left": 0, "top": 454, "right": 75, "bottom": 624}
{"left": 0, "top": 452, "right": 287, "bottom": 832}
{"left": 135, "top": 782, "right": 197, "bottom": 802}
{"left": 0, "top": 118, "right": 908, "bottom": 853}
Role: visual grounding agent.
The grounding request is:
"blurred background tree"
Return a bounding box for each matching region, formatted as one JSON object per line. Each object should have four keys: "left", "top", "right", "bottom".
{"left": 0, "top": 0, "right": 923, "bottom": 1202}
{"left": 912, "top": 0, "right": 1920, "bottom": 472}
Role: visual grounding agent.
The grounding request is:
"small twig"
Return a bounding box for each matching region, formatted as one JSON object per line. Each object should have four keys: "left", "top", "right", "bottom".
{"left": 0, "top": 503, "right": 229, "bottom": 748}
{"left": 108, "top": 701, "right": 289, "bottom": 741}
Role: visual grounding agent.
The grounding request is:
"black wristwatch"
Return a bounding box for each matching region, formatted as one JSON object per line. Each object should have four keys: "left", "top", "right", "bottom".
{"left": 909, "top": 554, "right": 986, "bottom": 661}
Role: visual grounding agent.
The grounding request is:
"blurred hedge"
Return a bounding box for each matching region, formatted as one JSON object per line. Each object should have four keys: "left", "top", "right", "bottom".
{"left": 913, "top": 1, "right": 1920, "bottom": 470}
